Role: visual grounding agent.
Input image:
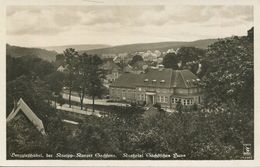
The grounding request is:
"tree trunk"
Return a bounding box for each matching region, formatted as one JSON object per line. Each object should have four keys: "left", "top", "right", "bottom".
{"left": 69, "top": 87, "right": 72, "bottom": 108}
{"left": 80, "top": 98, "right": 83, "bottom": 110}
{"left": 80, "top": 88, "right": 85, "bottom": 110}
{"left": 92, "top": 95, "right": 95, "bottom": 113}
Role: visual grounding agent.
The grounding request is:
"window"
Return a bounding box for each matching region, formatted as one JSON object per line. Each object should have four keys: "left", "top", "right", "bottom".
{"left": 122, "top": 90, "right": 126, "bottom": 98}
{"left": 190, "top": 99, "right": 193, "bottom": 105}
{"left": 141, "top": 94, "right": 145, "bottom": 101}
{"left": 165, "top": 97, "right": 168, "bottom": 103}
{"left": 160, "top": 96, "right": 164, "bottom": 102}
{"left": 183, "top": 99, "right": 186, "bottom": 105}
{"left": 160, "top": 80, "right": 165, "bottom": 84}
{"left": 172, "top": 98, "right": 179, "bottom": 104}
{"left": 187, "top": 99, "right": 190, "bottom": 105}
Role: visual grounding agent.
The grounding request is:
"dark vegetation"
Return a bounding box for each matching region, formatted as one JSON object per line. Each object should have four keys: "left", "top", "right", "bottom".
{"left": 7, "top": 44, "right": 57, "bottom": 62}
{"left": 6, "top": 28, "right": 253, "bottom": 160}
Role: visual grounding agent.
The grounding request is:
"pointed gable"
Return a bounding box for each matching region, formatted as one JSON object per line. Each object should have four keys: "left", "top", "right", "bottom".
{"left": 7, "top": 98, "right": 46, "bottom": 136}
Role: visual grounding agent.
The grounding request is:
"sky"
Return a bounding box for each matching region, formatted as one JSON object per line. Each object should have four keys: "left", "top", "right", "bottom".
{"left": 6, "top": 5, "right": 253, "bottom": 47}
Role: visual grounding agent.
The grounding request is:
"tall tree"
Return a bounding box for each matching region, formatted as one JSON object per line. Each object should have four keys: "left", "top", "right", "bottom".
{"left": 63, "top": 48, "right": 79, "bottom": 108}
{"left": 86, "top": 55, "right": 105, "bottom": 113}
{"left": 74, "top": 53, "right": 90, "bottom": 110}
{"left": 202, "top": 35, "right": 253, "bottom": 110}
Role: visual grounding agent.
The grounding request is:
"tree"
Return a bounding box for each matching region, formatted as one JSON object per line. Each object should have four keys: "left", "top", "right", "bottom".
{"left": 162, "top": 52, "right": 179, "bottom": 69}
{"left": 63, "top": 48, "right": 79, "bottom": 108}
{"left": 86, "top": 55, "right": 105, "bottom": 112}
{"left": 176, "top": 47, "right": 205, "bottom": 64}
{"left": 202, "top": 35, "right": 253, "bottom": 111}
{"left": 74, "top": 53, "right": 91, "bottom": 110}
{"left": 7, "top": 55, "right": 55, "bottom": 81}
{"left": 129, "top": 55, "right": 143, "bottom": 66}
{"left": 199, "top": 29, "right": 254, "bottom": 146}
{"left": 176, "top": 47, "right": 206, "bottom": 74}
{"left": 55, "top": 53, "right": 65, "bottom": 67}
{"left": 44, "top": 71, "right": 65, "bottom": 95}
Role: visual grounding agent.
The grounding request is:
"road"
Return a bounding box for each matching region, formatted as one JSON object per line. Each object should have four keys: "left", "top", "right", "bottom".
{"left": 57, "top": 104, "right": 102, "bottom": 117}
{"left": 62, "top": 93, "right": 128, "bottom": 107}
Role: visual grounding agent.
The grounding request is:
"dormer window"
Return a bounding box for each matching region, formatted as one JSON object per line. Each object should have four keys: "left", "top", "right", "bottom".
{"left": 160, "top": 80, "right": 165, "bottom": 83}
{"left": 144, "top": 78, "right": 149, "bottom": 82}
{"left": 152, "top": 79, "right": 156, "bottom": 82}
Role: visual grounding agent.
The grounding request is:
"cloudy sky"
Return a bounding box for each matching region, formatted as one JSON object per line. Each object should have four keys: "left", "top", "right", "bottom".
{"left": 6, "top": 5, "right": 253, "bottom": 47}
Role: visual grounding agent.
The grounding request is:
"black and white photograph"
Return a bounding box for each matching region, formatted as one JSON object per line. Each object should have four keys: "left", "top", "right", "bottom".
{"left": 1, "top": 0, "right": 258, "bottom": 165}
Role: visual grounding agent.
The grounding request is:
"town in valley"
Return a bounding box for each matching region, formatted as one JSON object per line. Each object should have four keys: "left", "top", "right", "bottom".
{"left": 6, "top": 5, "right": 254, "bottom": 160}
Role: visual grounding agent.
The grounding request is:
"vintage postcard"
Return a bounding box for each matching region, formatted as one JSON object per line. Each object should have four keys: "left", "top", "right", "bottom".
{"left": 0, "top": 0, "right": 259, "bottom": 166}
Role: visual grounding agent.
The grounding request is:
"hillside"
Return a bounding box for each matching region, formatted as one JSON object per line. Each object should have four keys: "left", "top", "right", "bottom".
{"left": 43, "top": 44, "right": 111, "bottom": 53}
{"left": 6, "top": 44, "right": 57, "bottom": 62}
{"left": 6, "top": 38, "right": 218, "bottom": 62}
{"left": 80, "top": 39, "right": 219, "bottom": 55}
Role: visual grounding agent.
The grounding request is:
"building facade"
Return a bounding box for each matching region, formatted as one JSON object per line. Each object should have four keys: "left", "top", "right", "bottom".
{"left": 109, "top": 68, "right": 203, "bottom": 109}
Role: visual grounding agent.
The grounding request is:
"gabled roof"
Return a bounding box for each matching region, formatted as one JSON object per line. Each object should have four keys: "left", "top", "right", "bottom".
{"left": 57, "top": 65, "right": 66, "bottom": 72}
{"left": 110, "top": 69, "right": 200, "bottom": 89}
{"left": 110, "top": 73, "right": 141, "bottom": 89}
{"left": 7, "top": 98, "right": 46, "bottom": 136}
{"left": 102, "top": 60, "right": 121, "bottom": 71}
{"left": 171, "top": 70, "right": 199, "bottom": 88}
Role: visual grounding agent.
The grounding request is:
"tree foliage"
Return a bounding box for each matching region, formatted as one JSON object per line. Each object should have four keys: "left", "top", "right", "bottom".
{"left": 162, "top": 52, "right": 179, "bottom": 69}
{"left": 201, "top": 35, "right": 253, "bottom": 110}
{"left": 63, "top": 48, "right": 79, "bottom": 108}
{"left": 129, "top": 55, "right": 143, "bottom": 66}
{"left": 86, "top": 55, "right": 105, "bottom": 112}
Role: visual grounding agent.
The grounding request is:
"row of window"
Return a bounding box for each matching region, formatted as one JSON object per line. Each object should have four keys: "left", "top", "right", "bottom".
{"left": 137, "top": 87, "right": 169, "bottom": 93}
{"left": 157, "top": 96, "right": 168, "bottom": 103}
{"left": 144, "top": 79, "right": 166, "bottom": 83}
{"left": 172, "top": 98, "right": 194, "bottom": 105}
{"left": 137, "top": 94, "right": 169, "bottom": 103}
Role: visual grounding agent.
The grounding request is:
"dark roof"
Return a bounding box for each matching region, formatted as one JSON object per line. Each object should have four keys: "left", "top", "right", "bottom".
{"left": 102, "top": 60, "right": 121, "bottom": 71}
{"left": 110, "top": 69, "right": 200, "bottom": 89}
{"left": 110, "top": 73, "right": 141, "bottom": 88}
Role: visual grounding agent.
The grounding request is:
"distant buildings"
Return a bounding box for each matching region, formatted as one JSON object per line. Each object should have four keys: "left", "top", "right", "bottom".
{"left": 102, "top": 60, "right": 122, "bottom": 84}
{"left": 109, "top": 68, "right": 203, "bottom": 109}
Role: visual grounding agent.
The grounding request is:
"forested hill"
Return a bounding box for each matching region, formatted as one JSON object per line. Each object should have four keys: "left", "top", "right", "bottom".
{"left": 6, "top": 44, "right": 57, "bottom": 62}
{"left": 80, "top": 38, "right": 219, "bottom": 55}
{"left": 43, "top": 44, "right": 111, "bottom": 53}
